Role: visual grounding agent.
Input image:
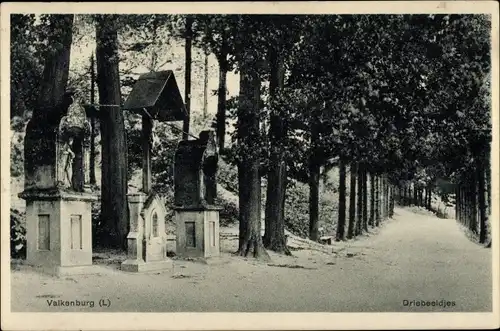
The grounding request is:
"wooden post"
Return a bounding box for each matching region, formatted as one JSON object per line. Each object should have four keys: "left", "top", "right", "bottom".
{"left": 142, "top": 113, "right": 153, "bottom": 193}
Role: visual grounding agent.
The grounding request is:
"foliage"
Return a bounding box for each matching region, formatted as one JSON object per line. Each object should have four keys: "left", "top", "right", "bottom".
{"left": 10, "top": 14, "right": 44, "bottom": 119}
{"left": 10, "top": 209, "right": 26, "bottom": 259}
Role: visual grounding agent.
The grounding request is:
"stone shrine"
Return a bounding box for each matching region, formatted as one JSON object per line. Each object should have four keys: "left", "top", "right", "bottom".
{"left": 19, "top": 94, "right": 97, "bottom": 276}
{"left": 174, "top": 130, "right": 221, "bottom": 259}
{"left": 121, "top": 70, "right": 186, "bottom": 272}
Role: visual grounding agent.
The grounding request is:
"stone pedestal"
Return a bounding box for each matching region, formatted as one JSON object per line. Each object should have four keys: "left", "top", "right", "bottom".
{"left": 19, "top": 189, "right": 98, "bottom": 276}
{"left": 174, "top": 206, "right": 221, "bottom": 259}
{"left": 121, "top": 193, "right": 172, "bottom": 272}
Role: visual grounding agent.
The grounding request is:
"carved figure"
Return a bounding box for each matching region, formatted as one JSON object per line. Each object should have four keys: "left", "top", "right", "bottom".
{"left": 63, "top": 137, "right": 75, "bottom": 187}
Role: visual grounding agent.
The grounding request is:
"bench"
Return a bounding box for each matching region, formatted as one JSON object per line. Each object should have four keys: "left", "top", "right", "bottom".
{"left": 319, "top": 236, "right": 334, "bottom": 245}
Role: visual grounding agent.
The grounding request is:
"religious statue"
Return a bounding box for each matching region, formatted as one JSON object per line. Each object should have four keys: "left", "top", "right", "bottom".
{"left": 56, "top": 94, "right": 91, "bottom": 191}
{"left": 63, "top": 137, "right": 75, "bottom": 187}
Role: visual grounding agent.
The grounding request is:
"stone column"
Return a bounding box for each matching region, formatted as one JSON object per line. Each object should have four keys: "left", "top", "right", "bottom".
{"left": 121, "top": 193, "right": 146, "bottom": 271}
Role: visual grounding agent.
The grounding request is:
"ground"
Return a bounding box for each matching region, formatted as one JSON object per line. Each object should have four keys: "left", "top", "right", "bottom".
{"left": 10, "top": 207, "right": 491, "bottom": 312}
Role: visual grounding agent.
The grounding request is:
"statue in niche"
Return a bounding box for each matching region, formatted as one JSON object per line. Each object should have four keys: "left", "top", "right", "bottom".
{"left": 62, "top": 137, "right": 75, "bottom": 187}
{"left": 56, "top": 94, "right": 91, "bottom": 192}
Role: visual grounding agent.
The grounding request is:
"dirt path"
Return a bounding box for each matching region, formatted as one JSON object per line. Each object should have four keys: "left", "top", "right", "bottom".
{"left": 10, "top": 207, "right": 492, "bottom": 312}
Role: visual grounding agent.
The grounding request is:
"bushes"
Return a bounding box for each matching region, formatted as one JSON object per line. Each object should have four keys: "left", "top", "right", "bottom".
{"left": 10, "top": 208, "right": 26, "bottom": 259}
{"left": 217, "top": 160, "right": 239, "bottom": 194}
{"left": 215, "top": 197, "right": 239, "bottom": 227}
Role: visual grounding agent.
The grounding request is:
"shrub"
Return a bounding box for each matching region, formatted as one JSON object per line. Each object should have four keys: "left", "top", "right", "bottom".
{"left": 10, "top": 208, "right": 26, "bottom": 259}
{"left": 216, "top": 197, "right": 239, "bottom": 227}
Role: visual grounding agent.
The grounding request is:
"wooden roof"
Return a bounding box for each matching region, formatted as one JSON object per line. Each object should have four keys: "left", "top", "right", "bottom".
{"left": 123, "top": 70, "right": 187, "bottom": 122}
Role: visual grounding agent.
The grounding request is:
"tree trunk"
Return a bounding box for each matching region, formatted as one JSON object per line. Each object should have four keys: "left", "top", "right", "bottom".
{"left": 375, "top": 176, "right": 380, "bottom": 226}
{"left": 36, "top": 15, "right": 74, "bottom": 109}
{"left": 216, "top": 48, "right": 228, "bottom": 151}
{"left": 347, "top": 163, "right": 357, "bottom": 238}
{"left": 464, "top": 181, "right": 470, "bottom": 229}
{"left": 380, "top": 176, "right": 385, "bottom": 219}
{"left": 237, "top": 48, "right": 269, "bottom": 260}
{"left": 183, "top": 16, "right": 193, "bottom": 140}
{"left": 477, "top": 165, "right": 487, "bottom": 243}
{"left": 356, "top": 163, "right": 363, "bottom": 235}
{"left": 336, "top": 159, "right": 347, "bottom": 241}
{"left": 96, "top": 15, "right": 129, "bottom": 250}
{"left": 308, "top": 148, "right": 321, "bottom": 241}
{"left": 389, "top": 186, "right": 395, "bottom": 217}
{"left": 263, "top": 49, "right": 289, "bottom": 254}
{"left": 406, "top": 183, "right": 410, "bottom": 206}
{"left": 369, "top": 172, "right": 375, "bottom": 226}
{"left": 462, "top": 185, "right": 466, "bottom": 225}
{"left": 485, "top": 163, "right": 491, "bottom": 243}
{"left": 202, "top": 51, "right": 209, "bottom": 118}
{"left": 362, "top": 166, "right": 368, "bottom": 232}
{"left": 413, "top": 183, "right": 418, "bottom": 206}
{"left": 89, "top": 53, "right": 97, "bottom": 185}
{"left": 424, "top": 188, "right": 429, "bottom": 210}
{"left": 386, "top": 180, "right": 390, "bottom": 217}
{"left": 470, "top": 174, "right": 478, "bottom": 234}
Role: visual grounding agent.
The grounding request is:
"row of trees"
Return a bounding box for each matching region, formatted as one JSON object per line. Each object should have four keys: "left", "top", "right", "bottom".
{"left": 11, "top": 14, "right": 492, "bottom": 256}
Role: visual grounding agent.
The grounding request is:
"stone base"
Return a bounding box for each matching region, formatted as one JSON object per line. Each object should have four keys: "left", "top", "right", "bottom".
{"left": 174, "top": 207, "right": 221, "bottom": 259}
{"left": 20, "top": 188, "right": 97, "bottom": 278}
{"left": 121, "top": 259, "right": 173, "bottom": 273}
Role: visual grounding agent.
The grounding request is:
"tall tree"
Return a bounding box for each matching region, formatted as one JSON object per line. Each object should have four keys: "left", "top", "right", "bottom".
{"left": 37, "top": 15, "right": 75, "bottom": 110}
{"left": 369, "top": 173, "right": 376, "bottom": 226}
{"left": 308, "top": 119, "right": 321, "bottom": 241}
{"left": 202, "top": 23, "right": 209, "bottom": 118}
{"left": 95, "top": 14, "right": 129, "bottom": 249}
{"left": 236, "top": 34, "right": 269, "bottom": 259}
{"left": 347, "top": 163, "right": 357, "bottom": 238}
{"left": 263, "top": 42, "right": 289, "bottom": 253}
{"left": 356, "top": 163, "right": 363, "bottom": 235}
{"left": 362, "top": 166, "right": 369, "bottom": 231}
{"left": 183, "top": 15, "right": 193, "bottom": 140}
{"left": 336, "top": 159, "right": 347, "bottom": 241}
{"left": 89, "top": 53, "right": 97, "bottom": 185}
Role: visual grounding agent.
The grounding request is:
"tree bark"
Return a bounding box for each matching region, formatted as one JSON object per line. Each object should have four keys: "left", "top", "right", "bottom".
{"left": 36, "top": 15, "right": 74, "bottom": 109}
{"left": 406, "top": 183, "right": 410, "bottom": 206}
{"left": 183, "top": 16, "right": 193, "bottom": 140}
{"left": 369, "top": 172, "right": 375, "bottom": 226}
{"left": 375, "top": 176, "right": 380, "bottom": 226}
{"left": 89, "top": 53, "right": 97, "bottom": 185}
{"left": 413, "top": 183, "right": 418, "bottom": 206}
{"left": 362, "top": 166, "right": 369, "bottom": 232}
{"left": 336, "top": 159, "right": 347, "bottom": 241}
{"left": 477, "top": 165, "right": 487, "bottom": 243}
{"left": 96, "top": 15, "right": 129, "bottom": 250}
{"left": 216, "top": 44, "right": 228, "bottom": 151}
{"left": 237, "top": 48, "right": 269, "bottom": 260}
{"left": 263, "top": 48, "right": 289, "bottom": 254}
{"left": 470, "top": 173, "right": 478, "bottom": 234}
{"left": 308, "top": 149, "right": 321, "bottom": 242}
{"left": 356, "top": 163, "right": 363, "bottom": 235}
{"left": 202, "top": 52, "right": 209, "bottom": 118}
{"left": 347, "top": 163, "right": 357, "bottom": 238}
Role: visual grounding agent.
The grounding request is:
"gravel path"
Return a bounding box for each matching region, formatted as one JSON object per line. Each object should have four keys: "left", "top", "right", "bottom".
{"left": 10, "top": 207, "right": 492, "bottom": 312}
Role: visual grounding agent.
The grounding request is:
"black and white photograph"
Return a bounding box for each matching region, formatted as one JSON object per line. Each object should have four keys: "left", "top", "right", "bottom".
{"left": 1, "top": 1, "right": 499, "bottom": 330}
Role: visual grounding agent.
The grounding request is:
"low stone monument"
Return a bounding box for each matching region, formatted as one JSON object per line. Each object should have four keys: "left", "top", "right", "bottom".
{"left": 19, "top": 94, "right": 97, "bottom": 276}
{"left": 120, "top": 70, "right": 186, "bottom": 272}
{"left": 174, "top": 130, "right": 221, "bottom": 259}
